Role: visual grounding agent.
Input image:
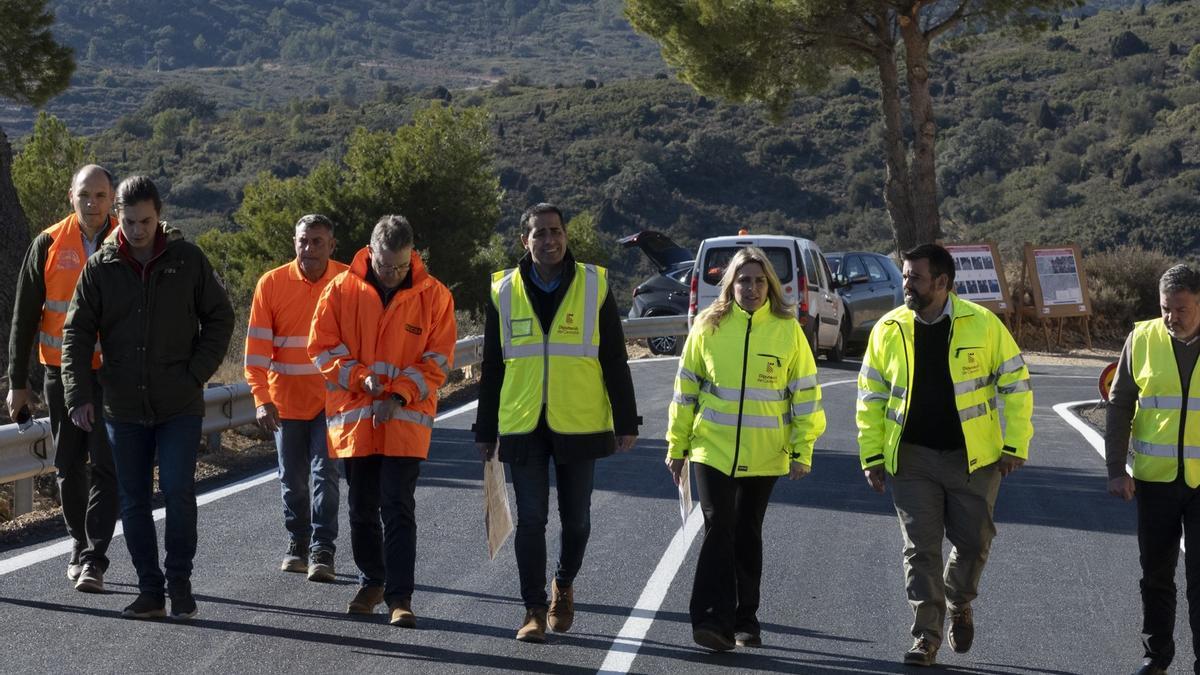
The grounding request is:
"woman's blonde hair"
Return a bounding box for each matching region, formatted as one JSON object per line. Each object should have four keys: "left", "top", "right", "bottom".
{"left": 697, "top": 246, "right": 795, "bottom": 330}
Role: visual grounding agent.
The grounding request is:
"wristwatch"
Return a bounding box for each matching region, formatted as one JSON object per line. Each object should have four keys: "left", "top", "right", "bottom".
{"left": 390, "top": 393, "right": 407, "bottom": 407}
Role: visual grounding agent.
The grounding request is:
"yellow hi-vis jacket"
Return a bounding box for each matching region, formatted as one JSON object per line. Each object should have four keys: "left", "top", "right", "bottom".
{"left": 491, "top": 262, "right": 613, "bottom": 435}
{"left": 1129, "top": 319, "right": 1200, "bottom": 486}
{"left": 857, "top": 294, "right": 1033, "bottom": 474}
{"left": 667, "top": 302, "right": 826, "bottom": 477}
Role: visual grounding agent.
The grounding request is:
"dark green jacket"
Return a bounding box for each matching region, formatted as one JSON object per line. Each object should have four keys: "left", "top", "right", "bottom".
{"left": 61, "top": 236, "right": 234, "bottom": 424}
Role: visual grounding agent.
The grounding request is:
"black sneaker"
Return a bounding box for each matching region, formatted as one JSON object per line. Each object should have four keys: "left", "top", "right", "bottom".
{"left": 281, "top": 540, "right": 308, "bottom": 573}
{"left": 692, "top": 625, "right": 735, "bottom": 652}
{"left": 735, "top": 631, "right": 762, "bottom": 647}
{"left": 122, "top": 593, "right": 166, "bottom": 619}
{"left": 169, "top": 584, "right": 198, "bottom": 621}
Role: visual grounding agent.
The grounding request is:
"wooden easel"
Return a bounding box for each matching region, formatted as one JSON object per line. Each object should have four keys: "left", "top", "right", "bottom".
{"left": 1015, "top": 243, "right": 1093, "bottom": 351}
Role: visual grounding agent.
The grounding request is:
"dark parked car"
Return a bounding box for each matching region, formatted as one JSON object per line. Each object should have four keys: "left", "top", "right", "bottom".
{"left": 620, "top": 230, "right": 692, "bottom": 355}
{"left": 827, "top": 251, "right": 905, "bottom": 349}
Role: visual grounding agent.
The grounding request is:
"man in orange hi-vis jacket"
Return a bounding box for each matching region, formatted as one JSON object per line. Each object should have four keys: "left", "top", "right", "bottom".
{"left": 245, "top": 214, "right": 349, "bottom": 583}
{"left": 308, "top": 214, "right": 456, "bottom": 629}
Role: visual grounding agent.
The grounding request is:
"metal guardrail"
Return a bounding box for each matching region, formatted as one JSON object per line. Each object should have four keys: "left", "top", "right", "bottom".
{"left": 0, "top": 316, "right": 690, "bottom": 516}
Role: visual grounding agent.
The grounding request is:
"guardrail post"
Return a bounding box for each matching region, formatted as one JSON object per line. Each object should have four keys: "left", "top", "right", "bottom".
{"left": 204, "top": 383, "right": 223, "bottom": 454}
{"left": 13, "top": 478, "right": 34, "bottom": 516}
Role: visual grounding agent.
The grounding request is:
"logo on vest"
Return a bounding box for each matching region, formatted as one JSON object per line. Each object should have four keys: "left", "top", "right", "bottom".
{"left": 405, "top": 323, "right": 423, "bottom": 335}
{"left": 557, "top": 313, "right": 580, "bottom": 337}
{"left": 959, "top": 350, "right": 983, "bottom": 378}
{"left": 55, "top": 250, "right": 82, "bottom": 270}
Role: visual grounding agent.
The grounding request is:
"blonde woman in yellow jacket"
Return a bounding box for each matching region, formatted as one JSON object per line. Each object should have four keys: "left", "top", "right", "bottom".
{"left": 666, "top": 246, "right": 826, "bottom": 652}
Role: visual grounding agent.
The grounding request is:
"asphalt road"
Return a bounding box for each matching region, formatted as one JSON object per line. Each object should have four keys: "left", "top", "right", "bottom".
{"left": 0, "top": 357, "right": 1167, "bottom": 674}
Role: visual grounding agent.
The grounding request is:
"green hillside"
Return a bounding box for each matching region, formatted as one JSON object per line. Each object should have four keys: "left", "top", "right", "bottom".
{"left": 8, "top": 0, "right": 1199, "bottom": 309}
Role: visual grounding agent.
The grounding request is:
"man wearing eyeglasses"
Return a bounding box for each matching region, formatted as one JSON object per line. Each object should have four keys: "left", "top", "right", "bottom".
{"left": 309, "top": 215, "right": 456, "bottom": 628}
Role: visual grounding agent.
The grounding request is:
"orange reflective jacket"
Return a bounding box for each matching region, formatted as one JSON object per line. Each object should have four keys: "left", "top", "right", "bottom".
{"left": 245, "top": 259, "right": 349, "bottom": 419}
{"left": 308, "top": 247, "right": 456, "bottom": 459}
{"left": 39, "top": 214, "right": 112, "bottom": 368}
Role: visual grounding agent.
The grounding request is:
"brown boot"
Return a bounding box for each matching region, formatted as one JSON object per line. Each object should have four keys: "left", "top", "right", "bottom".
{"left": 547, "top": 580, "right": 574, "bottom": 632}
{"left": 347, "top": 586, "right": 385, "bottom": 615}
{"left": 388, "top": 599, "right": 417, "bottom": 628}
{"left": 516, "top": 608, "right": 548, "bottom": 643}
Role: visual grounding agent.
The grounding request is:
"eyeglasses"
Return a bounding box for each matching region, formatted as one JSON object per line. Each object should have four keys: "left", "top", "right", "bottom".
{"left": 373, "top": 258, "right": 410, "bottom": 274}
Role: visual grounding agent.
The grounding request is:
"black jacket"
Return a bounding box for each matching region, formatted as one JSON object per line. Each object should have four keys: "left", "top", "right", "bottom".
{"left": 474, "top": 251, "right": 639, "bottom": 463}
{"left": 61, "top": 233, "right": 235, "bottom": 424}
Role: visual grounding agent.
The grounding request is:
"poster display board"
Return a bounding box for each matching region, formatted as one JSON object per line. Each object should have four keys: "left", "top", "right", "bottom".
{"left": 1023, "top": 243, "right": 1092, "bottom": 318}
{"left": 944, "top": 243, "right": 1010, "bottom": 316}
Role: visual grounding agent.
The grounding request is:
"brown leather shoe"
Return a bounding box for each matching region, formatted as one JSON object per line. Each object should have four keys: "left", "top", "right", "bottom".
{"left": 948, "top": 606, "right": 974, "bottom": 654}
{"left": 547, "top": 580, "right": 574, "bottom": 632}
{"left": 903, "top": 635, "right": 939, "bottom": 667}
{"left": 388, "top": 599, "right": 417, "bottom": 628}
{"left": 516, "top": 608, "right": 548, "bottom": 643}
{"left": 347, "top": 586, "right": 385, "bottom": 615}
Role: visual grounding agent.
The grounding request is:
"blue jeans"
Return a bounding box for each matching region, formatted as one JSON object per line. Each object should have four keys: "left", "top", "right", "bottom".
{"left": 344, "top": 455, "right": 420, "bottom": 605}
{"left": 106, "top": 415, "right": 201, "bottom": 595}
{"left": 275, "top": 414, "right": 341, "bottom": 553}
{"left": 509, "top": 438, "right": 595, "bottom": 609}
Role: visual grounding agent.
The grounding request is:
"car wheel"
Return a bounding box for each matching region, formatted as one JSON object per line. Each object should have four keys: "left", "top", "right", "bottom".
{"left": 827, "top": 317, "right": 847, "bottom": 363}
{"left": 647, "top": 334, "right": 679, "bottom": 356}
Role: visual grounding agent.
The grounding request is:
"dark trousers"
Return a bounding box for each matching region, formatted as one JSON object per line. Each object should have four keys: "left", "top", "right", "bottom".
{"left": 44, "top": 366, "right": 119, "bottom": 571}
{"left": 509, "top": 429, "right": 595, "bottom": 609}
{"left": 690, "top": 461, "right": 778, "bottom": 637}
{"left": 1137, "top": 477, "right": 1200, "bottom": 673}
{"left": 344, "top": 455, "right": 420, "bottom": 605}
{"left": 275, "top": 414, "right": 341, "bottom": 553}
{"left": 106, "top": 415, "right": 201, "bottom": 595}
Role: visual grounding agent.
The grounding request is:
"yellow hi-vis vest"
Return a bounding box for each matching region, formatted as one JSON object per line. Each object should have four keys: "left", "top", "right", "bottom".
{"left": 666, "top": 302, "right": 826, "bottom": 477}
{"left": 1129, "top": 319, "right": 1200, "bottom": 486}
{"left": 491, "top": 263, "right": 612, "bottom": 435}
{"left": 857, "top": 294, "right": 1034, "bottom": 474}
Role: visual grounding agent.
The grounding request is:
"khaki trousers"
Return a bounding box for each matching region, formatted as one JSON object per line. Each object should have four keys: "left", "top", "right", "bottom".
{"left": 891, "top": 442, "right": 1002, "bottom": 642}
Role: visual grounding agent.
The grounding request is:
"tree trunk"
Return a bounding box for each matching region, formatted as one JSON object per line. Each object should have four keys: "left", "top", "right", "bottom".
{"left": 874, "top": 45, "right": 918, "bottom": 256}
{"left": 0, "top": 126, "right": 32, "bottom": 381}
{"left": 898, "top": 13, "right": 941, "bottom": 247}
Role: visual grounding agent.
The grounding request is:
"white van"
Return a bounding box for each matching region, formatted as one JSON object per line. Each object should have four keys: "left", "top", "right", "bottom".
{"left": 687, "top": 234, "right": 847, "bottom": 361}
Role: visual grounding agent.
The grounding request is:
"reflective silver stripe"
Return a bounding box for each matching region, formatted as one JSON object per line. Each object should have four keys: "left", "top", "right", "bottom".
{"left": 273, "top": 335, "right": 308, "bottom": 349}
{"left": 701, "top": 380, "right": 787, "bottom": 402}
{"left": 860, "top": 363, "right": 887, "bottom": 386}
{"left": 953, "top": 375, "right": 992, "bottom": 397}
{"left": 505, "top": 343, "right": 544, "bottom": 360}
{"left": 885, "top": 407, "right": 904, "bottom": 426}
{"left": 244, "top": 354, "right": 272, "bottom": 369}
{"left": 270, "top": 362, "right": 320, "bottom": 376}
{"left": 545, "top": 343, "right": 599, "bottom": 358}
{"left": 497, "top": 270, "right": 517, "bottom": 358}
{"left": 581, "top": 264, "right": 600, "bottom": 348}
{"left": 338, "top": 360, "right": 359, "bottom": 390}
{"left": 996, "top": 353, "right": 1026, "bottom": 376}
{"left": 373, "top": 402, "right": 435, "bottom": 428}
{"left": 788, "top": 375, "right": 818, "bottom": 392}
{"left": 672, "top": 392, "right": 698, "bottom": 406}
{"left": 678, "top": 367, "right": 701, "bottom": 383}
{"left": 700, "top": 407, "right": 780, "bottom": 429}
{"left": 246, "top": 326, "right": 274, "bottom": 341}
{"left": 422, "top": 351, "right": 450, "bottom": 377}
{"left": 791, "top": 400, "right": 822, "bottom": 417}
{"left": 997, "top": 379, "right": 1032, "bottom": 395}
{"left": 858, "top": 389, "right": 890, "bottom": 403}
{"left": 1132, "top": 439, "right": 1178, "bottom": 458}
{"left": 1138, "top": 395, "right": 1185, "bottom": 409}
{"left": 959, "top": 402, "right": 989, "bottom": 422}
{"left": 38, "top": 332, "right": 63, "bottom": 348}
{"left": 313, "top": 343, "right": 351, "bottom": 368}
{"left": 328, "top": 405, "right": 372, "bottom": 428}
{"left": 399, "top": 367, "right": 430, "bottom": 401}
{"left": 44, "top": 300, "right": 70, "bottom": 313}
{"left": 325, "top": 381, "right": 340, "bottom": 392}
{"left": 372, "top": 361, "right": 398, "bottom": 378}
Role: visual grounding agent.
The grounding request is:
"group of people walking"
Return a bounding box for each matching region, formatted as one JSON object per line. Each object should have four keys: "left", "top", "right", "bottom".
{"left": 5, "top": 163, "right": 1200, "bottom": 673}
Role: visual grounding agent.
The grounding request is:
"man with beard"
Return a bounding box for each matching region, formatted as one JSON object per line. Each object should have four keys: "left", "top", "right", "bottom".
{"left": 1106, "top": 265, "right": 1200, "bottom": 675}
{"left": 856, "top": 243, "right": 1033, "bottom": 667}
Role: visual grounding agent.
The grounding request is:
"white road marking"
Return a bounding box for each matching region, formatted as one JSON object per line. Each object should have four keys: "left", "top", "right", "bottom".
{"left": 1052, "top": 399, "right": 1183, "bottom": 552}
{"left": 596, "top": 376, "right": 859, "bottom": 674}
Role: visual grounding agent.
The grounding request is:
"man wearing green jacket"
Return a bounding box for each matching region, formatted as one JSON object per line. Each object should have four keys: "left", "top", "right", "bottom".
{"left": 857, "top": 243, "right": 1033, "bottom": 667}
{"left": 62, "top": 175, "right": 234, "bottom": 621}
